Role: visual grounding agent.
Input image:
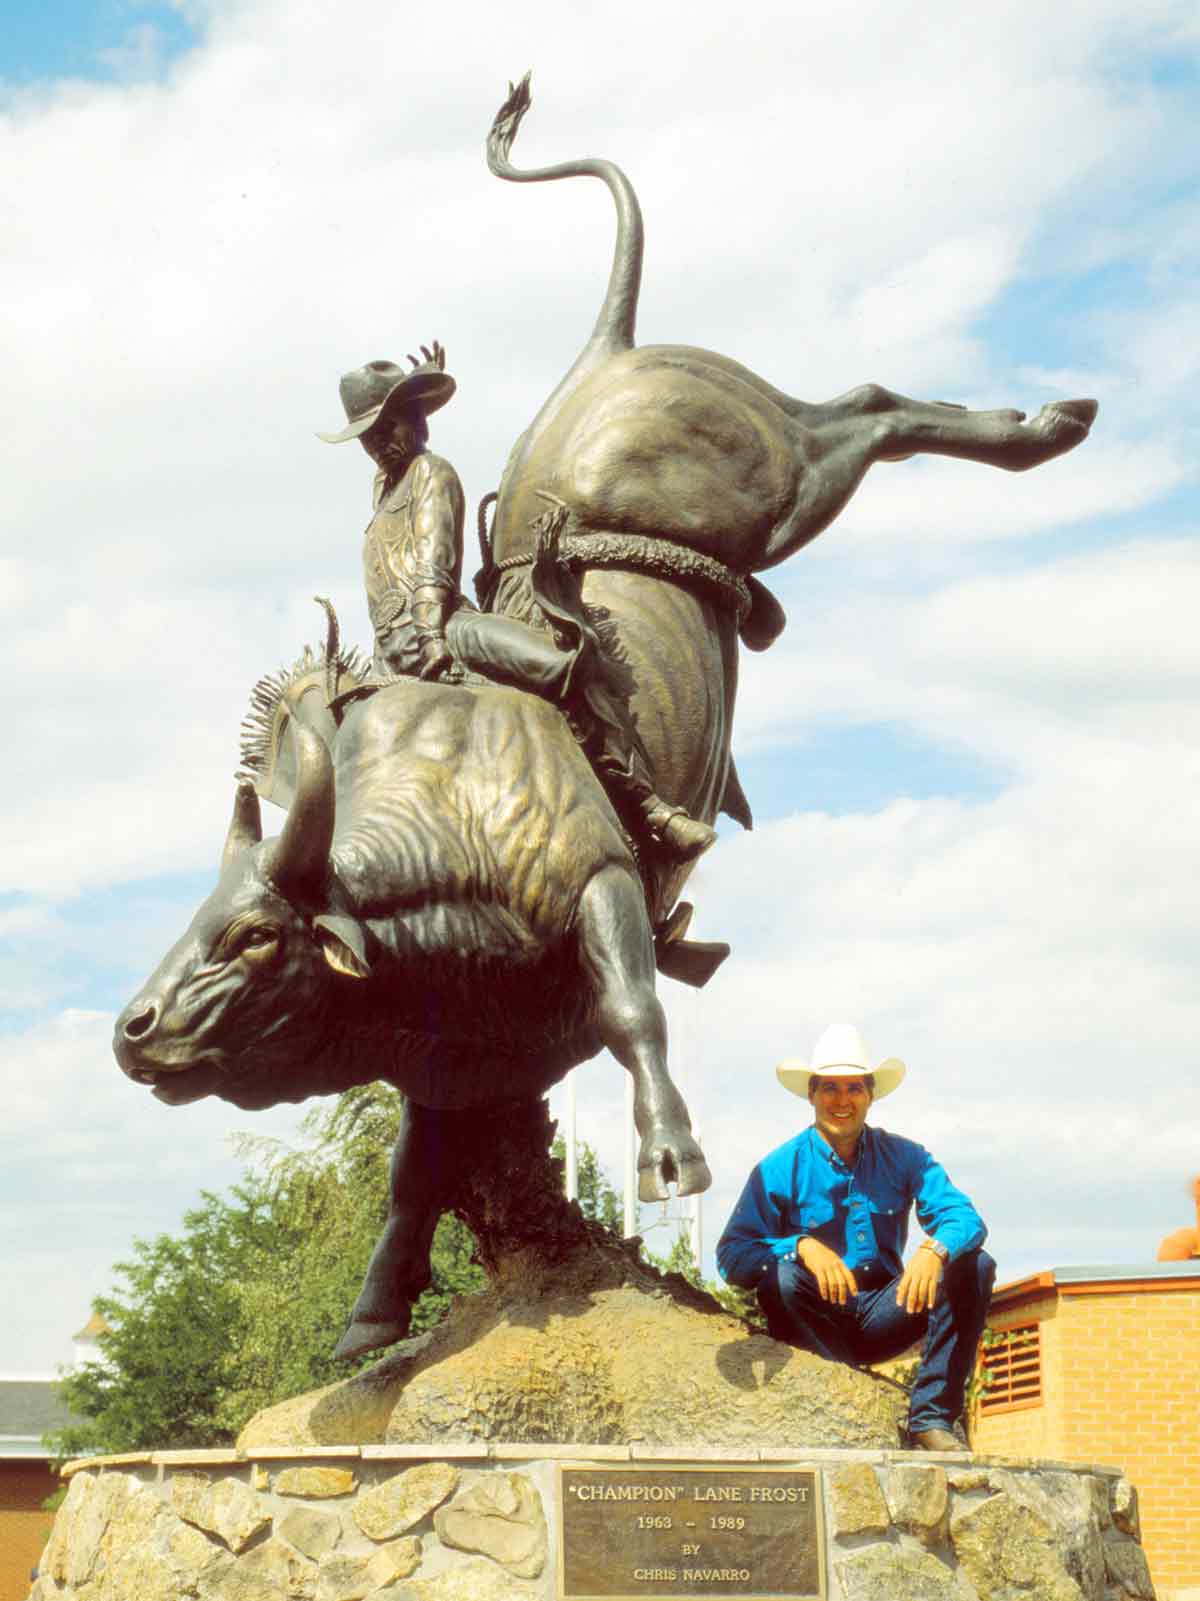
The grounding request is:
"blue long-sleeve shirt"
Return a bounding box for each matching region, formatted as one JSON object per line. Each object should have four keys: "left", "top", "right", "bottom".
{"left": 716, "top": 1125, "right": 986, "bottom": 1289}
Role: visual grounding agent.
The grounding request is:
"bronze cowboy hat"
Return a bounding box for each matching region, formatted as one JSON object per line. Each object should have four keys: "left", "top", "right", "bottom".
{"left": 318, "top": 344, "right": 456, "bottom": 444}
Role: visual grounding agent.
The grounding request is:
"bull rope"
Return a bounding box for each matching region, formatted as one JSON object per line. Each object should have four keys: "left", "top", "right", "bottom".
{"left": 491, "top": 528, "right": 752, "bottom": 624}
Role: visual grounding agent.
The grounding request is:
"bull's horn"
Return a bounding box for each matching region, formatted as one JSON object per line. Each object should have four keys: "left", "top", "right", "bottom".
{"left": 221, "top": 779, "right": 263, "bottom": 874}
{"left": 270, "top": 723, "right": 335, "bottom": 900}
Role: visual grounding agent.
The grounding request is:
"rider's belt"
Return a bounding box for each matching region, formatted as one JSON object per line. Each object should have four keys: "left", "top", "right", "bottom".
{"left": 496, "top": 530, "right": 752, "bottom": 624}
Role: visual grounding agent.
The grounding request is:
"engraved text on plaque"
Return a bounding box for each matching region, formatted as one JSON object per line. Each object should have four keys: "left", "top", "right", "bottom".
{"left": 558, "top": 1466, "right": 824, "bottom": 1599}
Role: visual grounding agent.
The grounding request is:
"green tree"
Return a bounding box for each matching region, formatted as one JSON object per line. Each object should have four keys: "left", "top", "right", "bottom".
{"left": 50, "top": 1179, "right": 291, "bottom": 1456}
{"left": 50, "top": 1084, "right": 489, "bottom": 1456}
{"left": 551, "top": 1133, "right": 623, "bottom": 1231}
{"left": 49, "top": 1093, "right": 632, "bottom": 1455}
{"left": 212, "top": 1085, "right": 489, "bottom": 1427}
{"left": 644, "top": 1225, "right": 705, "bottom": 1288}
{"left": 643, "top": 1226, "right": 768, "bottom": 1330}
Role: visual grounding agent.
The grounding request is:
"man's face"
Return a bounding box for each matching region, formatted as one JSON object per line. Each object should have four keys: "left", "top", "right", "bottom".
{"left": 361, "top": 409, "right": 424, "bottom": 471}
{"left": 809, "top": 1075, "right": 872, "bottom": 1146}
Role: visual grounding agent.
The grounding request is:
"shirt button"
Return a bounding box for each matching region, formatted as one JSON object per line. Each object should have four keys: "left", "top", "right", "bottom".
{"left": 857, "top": 1231, "right": 866, "bottom": 1242}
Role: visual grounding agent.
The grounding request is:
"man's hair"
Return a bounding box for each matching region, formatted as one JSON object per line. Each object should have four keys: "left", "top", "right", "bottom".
{"left": 808, "top": 1072, "right": 875, "bottom": 1100}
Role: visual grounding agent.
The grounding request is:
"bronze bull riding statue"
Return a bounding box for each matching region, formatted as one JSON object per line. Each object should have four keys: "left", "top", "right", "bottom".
{"left": 113, "top": 77, "right": 1096, "bottom": 1364}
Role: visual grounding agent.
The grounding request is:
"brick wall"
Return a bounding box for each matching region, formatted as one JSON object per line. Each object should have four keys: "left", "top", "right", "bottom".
{"left": 1058, "top": 1285, "right": 1199, "bottom": 1594}
{"left": 0, "top": 1461, "right": 59, "bottom": 1601}
{"left": 974, "top": 1292, "right": 1060, "bottom": 1458}
{"left": 976, "top": 1281, "right": 1199, "bottom": 1596}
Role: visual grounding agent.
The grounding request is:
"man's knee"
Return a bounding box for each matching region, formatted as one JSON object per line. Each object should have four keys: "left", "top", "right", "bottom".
{"left": 969, "top": 1248, "right": 997, "bottom": 1299}
{"left": 945, "top": 1247, "right": 996, "bottom": 1310}
{"left": 756, "top": 1258, "right": 822, "bottom": 1338}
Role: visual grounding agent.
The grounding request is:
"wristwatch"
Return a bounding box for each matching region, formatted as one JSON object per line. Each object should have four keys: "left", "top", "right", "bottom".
{"left": 920, "top": 1238, "right": 949, "bottom": 1262}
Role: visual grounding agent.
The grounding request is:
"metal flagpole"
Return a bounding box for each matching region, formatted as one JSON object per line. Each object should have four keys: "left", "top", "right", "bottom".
{"left": 690, "top": 1122, "right": 703, "bottom": 1272}
{"left": 623, "top": 1072, "right": 637, "bottom": 1237}
{"left": 564, "top": 1068, "right": 578, "bottom": 1202}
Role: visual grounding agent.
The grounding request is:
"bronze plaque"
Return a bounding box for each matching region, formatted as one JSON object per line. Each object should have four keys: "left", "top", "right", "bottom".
{"left": 558, "top": 1466, "right": 824, "bottom": 1599}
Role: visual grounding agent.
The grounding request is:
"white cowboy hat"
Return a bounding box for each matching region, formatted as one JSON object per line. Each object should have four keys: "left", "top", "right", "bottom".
{"left": 776, "top": 1022, "right": 906, "bottom": 1100}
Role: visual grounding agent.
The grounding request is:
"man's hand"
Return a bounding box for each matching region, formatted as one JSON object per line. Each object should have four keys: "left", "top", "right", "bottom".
{"left": 796, "top": 1237, "right": 858, "bottom": 1304}
{"left": 418, "top": 638, "right": 453, "bottom": 681}
{"left": 895, "top": 1247, "right": 944, "bottom": 1315}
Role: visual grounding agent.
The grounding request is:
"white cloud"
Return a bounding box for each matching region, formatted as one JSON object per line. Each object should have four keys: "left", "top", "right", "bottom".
{"left": 0, "top": 1009, "right": 308, "bottom": 1369}
{"left": 736, "top": 538, "right": 1200, "bottom": 764}
{"left": 97, "top": 22, "right": 173, "bottom": 82}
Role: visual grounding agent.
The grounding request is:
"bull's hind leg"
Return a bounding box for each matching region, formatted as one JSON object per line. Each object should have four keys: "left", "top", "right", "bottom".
{"left": 762, "top": 384, "right": 1097, "bottom": 567}
{"left": 828, "top": 384, "right": 1099, "bottom": 472}
{"left": 577, "top": 864, "right": 712, "bottom": 1201}
{"left": 333, "top": 1098, "right": 456, "bottom": 1362}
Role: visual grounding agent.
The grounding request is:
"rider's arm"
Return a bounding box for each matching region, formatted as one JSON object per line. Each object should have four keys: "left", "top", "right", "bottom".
{"left": 408, "top": 456, "right": 466, "bottom": 672}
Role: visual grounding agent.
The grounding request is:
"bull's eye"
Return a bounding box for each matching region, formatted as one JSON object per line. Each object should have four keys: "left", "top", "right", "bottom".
{"left": 223, "top": 921, "right": 282, "bottom": 965}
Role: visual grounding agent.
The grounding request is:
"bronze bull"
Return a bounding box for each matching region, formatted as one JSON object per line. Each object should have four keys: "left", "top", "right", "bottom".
{"left": 114, "top": 681, "right": 711, "bottom": 1360}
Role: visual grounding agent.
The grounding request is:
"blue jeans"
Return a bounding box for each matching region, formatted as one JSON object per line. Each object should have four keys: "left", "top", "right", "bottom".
{"left": 757, "top": 1249, "right": 996, "bottom": 1433}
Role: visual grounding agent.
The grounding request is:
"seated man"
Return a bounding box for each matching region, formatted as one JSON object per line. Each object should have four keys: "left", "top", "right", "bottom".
{"left": 716, "top": 1023, "right": 995, "bottom": 1450}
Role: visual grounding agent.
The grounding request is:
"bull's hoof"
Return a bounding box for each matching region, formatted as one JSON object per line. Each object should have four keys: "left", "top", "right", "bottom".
{"left": 637, "top": 1138, "right": 713, "bottom": 1202}
{"left": 333, "top": 1317, "right": 411, "bottom": 1363}
{"left": 1009, "top": 397, "right": 1098, "bottom": 470}
{"left": 675, "top": 1153, "right": 713, "bottom": 1197}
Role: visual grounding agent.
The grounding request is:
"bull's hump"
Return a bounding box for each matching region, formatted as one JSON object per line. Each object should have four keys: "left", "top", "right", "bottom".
{"left": 332, "top": 681, "right": 632, "bottom": 932}
{"left": 527, "top": 348, "right": 799, "bottom": 555}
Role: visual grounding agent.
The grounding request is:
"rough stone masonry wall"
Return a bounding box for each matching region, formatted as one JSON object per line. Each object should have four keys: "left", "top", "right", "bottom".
{"left": 28, "top": 1444, "right": 1157, "bottom": 1601}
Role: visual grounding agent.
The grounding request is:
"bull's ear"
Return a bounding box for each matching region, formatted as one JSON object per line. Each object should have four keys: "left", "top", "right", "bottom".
{"left": 313, "top": 914, "right": 371, "bottom": 979}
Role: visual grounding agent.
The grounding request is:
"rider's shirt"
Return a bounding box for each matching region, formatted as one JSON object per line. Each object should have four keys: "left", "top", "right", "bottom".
{"left": 363, "top": 451, "right": 466, "bottom": 633}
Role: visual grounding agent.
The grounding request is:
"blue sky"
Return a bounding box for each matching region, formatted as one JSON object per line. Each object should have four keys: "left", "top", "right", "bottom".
{"left": 3, "top": 1, "right": 199, "bottom": 85}
{"left": 2, "top": 0, "right": 1199, "bottom": 1377}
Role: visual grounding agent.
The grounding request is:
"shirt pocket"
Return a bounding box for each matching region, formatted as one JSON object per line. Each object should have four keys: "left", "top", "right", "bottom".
{"left": 790, "top": 1197, "right": 836, "bottom": 1246}
{"left": 867, "top": 1194, "right": 907, "bottom": 1255}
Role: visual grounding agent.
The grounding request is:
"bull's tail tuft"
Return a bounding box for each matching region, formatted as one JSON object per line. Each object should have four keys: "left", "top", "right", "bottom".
{"left": 486, "top": 71, "right": 533, "bottom": 175}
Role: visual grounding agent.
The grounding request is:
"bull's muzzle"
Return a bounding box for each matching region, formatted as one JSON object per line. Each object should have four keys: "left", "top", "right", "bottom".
{"left": 116, "top": 1000, "right": 158, "bottom": 1058}
{"left": 114, "top": 998, "right": 157, "bottom": 1078}
{"left": 113, "top": 1001, "right": 225, "bottom": 1104}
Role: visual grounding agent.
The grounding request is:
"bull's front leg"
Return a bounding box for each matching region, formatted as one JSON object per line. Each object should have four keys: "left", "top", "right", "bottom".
{"left": 333, "top": 1097, "right": 456, "bottom": 1362}
{"left": 577, "top": 865, "right": 712, "bottom": 1202}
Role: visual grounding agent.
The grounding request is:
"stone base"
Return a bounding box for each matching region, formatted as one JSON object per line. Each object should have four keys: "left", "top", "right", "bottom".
{"left": 31, "top": 1443, "right": 1156, "bottom": 1601}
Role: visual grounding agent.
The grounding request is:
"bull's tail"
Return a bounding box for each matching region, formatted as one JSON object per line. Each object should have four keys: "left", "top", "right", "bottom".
{"left": 487, "top": 73, "right": 642, "bottom": 363}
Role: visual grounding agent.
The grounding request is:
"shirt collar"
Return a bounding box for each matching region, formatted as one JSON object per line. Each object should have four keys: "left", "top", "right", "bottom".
{"left": 807, "top": 1122, "right": 873, "bottom": 1170}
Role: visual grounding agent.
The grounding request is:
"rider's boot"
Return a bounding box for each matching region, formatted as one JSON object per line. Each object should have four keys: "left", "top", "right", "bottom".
{"left": 581, "top": 681, "right": 717, "bottom": 865}
{"left": 644, "top": 798, "right": 718, "bottom": 863}
{"left": 516, "top": 509, "right": 718, "bottom": 863}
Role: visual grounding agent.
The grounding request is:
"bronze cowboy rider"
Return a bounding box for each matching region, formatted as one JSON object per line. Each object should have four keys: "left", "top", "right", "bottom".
{"left": 319, "top": 347, "right": 717, "bottom": 865}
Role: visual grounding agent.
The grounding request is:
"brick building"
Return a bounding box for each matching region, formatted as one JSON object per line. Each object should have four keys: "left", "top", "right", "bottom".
{"left": 0, "top": 1376, "right": 81, "bottom": 1601}
{"left": 0, "top": 1315, "right": 102, "bottom": 1601}
{"left": 975, "top": 1261, "right": 1200, "bottom": 1600}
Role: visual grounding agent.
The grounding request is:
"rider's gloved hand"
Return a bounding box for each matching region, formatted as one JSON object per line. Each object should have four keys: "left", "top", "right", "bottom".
{"left": 418, "top": 637, "right": 453, "bottom": 681}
